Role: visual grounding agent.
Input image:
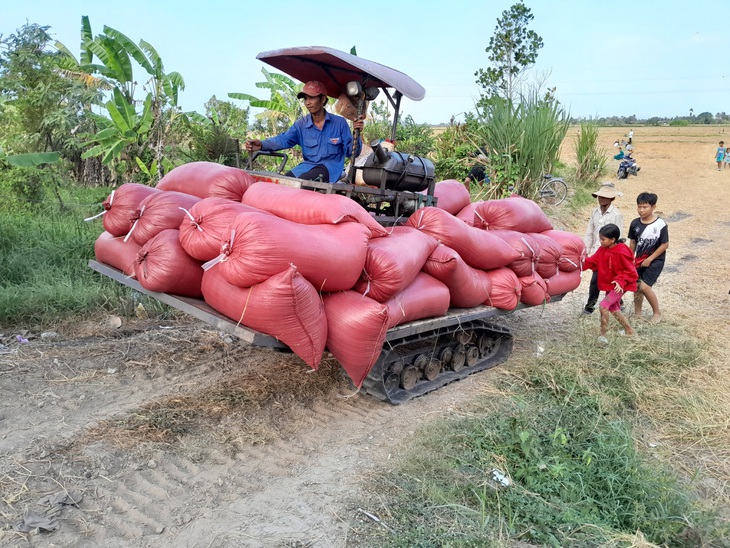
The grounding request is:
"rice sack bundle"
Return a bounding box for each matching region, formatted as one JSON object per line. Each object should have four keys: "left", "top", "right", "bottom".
{"left": 201, "top": 265, "right": 327, "bottom": 369}
{"left": 519, "top": 272, "right": 549, "bottom": 306}
{"left": 431, "top": 180, "right": 471, "bottom": 215}
{"left": 541, "top": 229, "right": 586, "bottom": 272}
{"left": 134, "top": 229, "right": 203, "bottom": 297}
{"left": 156, "top": 161, "right": 255, "bottom": 201}
{"left": 406, "top": 207, "right": 520, "bottom": 271}
{"left": 127, "top": 191, "right": 201, "bottom": 246}
{"left": 241, "top": 182, "right": 388, "bottom": 238}
{"left": 217, "top": 211, "right": 369, "bottom": 292}
{"left": 422, "top": 244, "right": 492, "bottom": 308}
{"left": 484, "top": 267, "right": 522, "bottom": 310}
{"left": 385, "top": 272, "right": 451, "bottom": 328}
{"left": 473, "top": 196, "right": 553, "bottom": 232}
{"left": 529, "top": 232, "right": 561, "bottom": 279}
{"left": 353, "top": 226, "right": 438, "bottom": 302}
{"left": 544, "top": 269, "right": 582, "bottom": 296}
{"left": 94, "top": 231, "right": 142, "bottom": 276}
{"left": 179, "top": 198, "right": 265, "bottom": 261}
{"left": 322, "top": 290, "right": 390, "bottom": 388}
{"left": 455, "top": 201, "right": 480, "bottom": 226}
{"left": 490, "top": 230, "right": 540, "bottom": 278}
{"left": 100, "top": 183, "right": 161, "bottom": 237}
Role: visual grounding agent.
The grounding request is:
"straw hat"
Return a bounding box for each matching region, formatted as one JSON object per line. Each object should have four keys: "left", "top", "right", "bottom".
{"left": 592, "top": 182, "right": 623, "bottom": 199}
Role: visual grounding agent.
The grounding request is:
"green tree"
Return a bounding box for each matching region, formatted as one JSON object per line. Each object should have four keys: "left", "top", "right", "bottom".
{"left": 695, "top": 111, "right": 714, "bottom": 124}
{"left": 229, "top": 68, "right": 304, "bottom": 137}
{"left": 362, "top": 100, "right": 434, "bottom": 156}
{"left": 177, "top": 98, "right": 250, "bottom": 167}
{"left": 0, "top": 23, "right": 96, "bottom": 156}
{"left": 475, "top": 2, "right": 544, "bottom": 104}
{"left": 58, "top": 17, "right": 185, "bottom": 181}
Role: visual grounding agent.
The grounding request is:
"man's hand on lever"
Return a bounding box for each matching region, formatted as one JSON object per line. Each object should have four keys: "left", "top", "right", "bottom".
{"left": 245, "top": 139, "right": 262, "bottom": 153}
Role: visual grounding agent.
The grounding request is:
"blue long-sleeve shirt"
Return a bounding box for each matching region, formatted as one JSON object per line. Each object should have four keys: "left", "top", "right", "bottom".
{"left": 261, "top": 111, "right": 361, "bottom": 183}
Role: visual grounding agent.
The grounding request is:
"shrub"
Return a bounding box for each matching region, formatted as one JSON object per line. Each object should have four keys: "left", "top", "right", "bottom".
{"left": 574, "top": 122, "right": 608, "bottom": 182}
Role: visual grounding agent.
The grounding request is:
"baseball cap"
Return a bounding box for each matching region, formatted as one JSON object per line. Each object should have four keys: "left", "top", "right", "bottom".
{"left": 297, "top": 81, "right": 328, "bottom": 99}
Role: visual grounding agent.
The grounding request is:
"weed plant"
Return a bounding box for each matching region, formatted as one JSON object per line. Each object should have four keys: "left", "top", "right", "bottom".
{"left": 355, "top": 325, "right": 728, "bottom": 547}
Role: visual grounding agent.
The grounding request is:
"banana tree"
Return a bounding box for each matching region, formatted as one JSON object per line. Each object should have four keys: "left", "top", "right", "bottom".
{"left": 81, "top": 88, "right": 153, "bottom": 166}
{"left": 228, "top": 68, "right": 305, "bottom": 136}
{"left": 0, "top": 147, "right": 60, "bottom": 167}
{"left": 57, "top": 17, "right": 185, "bottom": 181}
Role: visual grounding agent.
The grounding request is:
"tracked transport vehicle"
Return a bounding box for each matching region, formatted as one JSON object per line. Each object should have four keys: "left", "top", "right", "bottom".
{"left": 90, "top": 46, "right": 572, "bottom": 404}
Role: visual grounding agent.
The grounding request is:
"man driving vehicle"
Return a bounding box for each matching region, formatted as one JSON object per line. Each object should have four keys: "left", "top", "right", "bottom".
{"left": 245, "top": 80, "right": 364, "bottom": 182}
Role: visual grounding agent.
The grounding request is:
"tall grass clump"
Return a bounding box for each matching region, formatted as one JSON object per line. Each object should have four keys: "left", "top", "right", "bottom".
{"left": 353, "top": 324, "right": 729, "bottom": 547}
{"left": 0, "top": 174, "right": 167, "bottom": 327}
{"left": 470, "top": 90, "right": 569, "bottom": 198}
{"left": 575, "top": 121, "right": 608, "bottom": 182}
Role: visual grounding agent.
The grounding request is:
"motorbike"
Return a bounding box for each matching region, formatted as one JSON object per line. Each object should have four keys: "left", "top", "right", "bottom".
{"left": 617, "top": 154, "right": 640, "bottom": 179}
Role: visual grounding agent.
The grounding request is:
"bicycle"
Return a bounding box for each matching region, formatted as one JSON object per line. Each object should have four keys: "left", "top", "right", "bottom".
{"left": 538, "top": 174, "right": 568, "bottom": 206}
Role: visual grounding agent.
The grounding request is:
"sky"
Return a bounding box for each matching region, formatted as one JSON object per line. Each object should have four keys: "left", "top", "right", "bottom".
{"left": 3, "top": 0, "right": 729, "bottom": 125}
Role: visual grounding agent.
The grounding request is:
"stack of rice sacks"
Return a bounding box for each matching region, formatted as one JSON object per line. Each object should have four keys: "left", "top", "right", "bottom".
{"left": 92, "top": 162, "right": 585, "bottom": 388}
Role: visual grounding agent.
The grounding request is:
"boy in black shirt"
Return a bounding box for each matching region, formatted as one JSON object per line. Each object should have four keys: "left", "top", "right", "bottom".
{"left": 628, "top": 192, "right": 669, "bottom": 323}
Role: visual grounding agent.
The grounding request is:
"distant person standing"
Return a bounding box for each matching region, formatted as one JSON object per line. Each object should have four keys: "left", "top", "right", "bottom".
{"left": 628, "top": 130, "right": 634, "bottom": 144}
{"left": 716, "top": 141, "right": 725, "bottom": 171}
{"left": 725, "top": 146, "right": 730, "bottom": 170}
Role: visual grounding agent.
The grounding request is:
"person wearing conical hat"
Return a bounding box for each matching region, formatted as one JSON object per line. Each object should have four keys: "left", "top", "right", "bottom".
{"left": 583, "top": 183, "right": 624, "bottom": 315}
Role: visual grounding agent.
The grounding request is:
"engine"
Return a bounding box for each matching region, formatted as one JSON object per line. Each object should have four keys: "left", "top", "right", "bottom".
{"left": 360, "top": 141, "right": 434, "bottom": 193}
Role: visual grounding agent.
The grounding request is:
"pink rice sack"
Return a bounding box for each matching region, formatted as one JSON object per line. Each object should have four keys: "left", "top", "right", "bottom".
{"left": 241, "top": 182, "right": 388, "bottom": 238}
{"left": 134, "top": 229, "right": 203, "bottom": 297}
{"left": 217, "top": 211, "right": 369, "bottom": 292}
{"left": 201, "top": 265, "right": 327, "bottom": 369}
{"left": 100, "top": 183, "right": 161, "bottom": 237}
{"left": 385, "top": 272, "right": 451, "bottom": 329}
{"left": 473, "top": 196, "right": 553, "bottom": 232}
{"left": 455, "top": 201, "right": 480, "bottom": 226}
{"left": 156, "top": 161, "right": 255, "bottom": 201}
{"left": 422, "top": 244, "right": 492, "bottom": 308}
{"left": 94, "top": 231, "right": 141, "bottom": 276}
{"left": 431, "top": 180, "right": 471, "bottom": 215}
{"left": 490, "top": 230, "right": 540, "bottom": 278}
{"left": 353, "top": 226, "right": 438, "bottom": 302}
{"left": 322, "top": 290, "right": 390, "bottom": 388}
{"left": 127, "top": 191, "right": 202, "bottom": 246}
{"left": 544, "top": 269, "right": 582, "bottom": 296}
{"left": 406, "top": 207, "right": 520, "bottom": 271}
{"left": 529, "top": 232, "right": 561, "bottom": 279}
{"left": 519, "top": 272, "right": 550, "bottom": 306}
{"left": 178, "top": 198, "right": 265, "bottom": 261}
{"left": 541, "top": 229, "right": 586, "bottom": 272}
{"left": 484, "top": 267, "right": 522, "bottom": 310}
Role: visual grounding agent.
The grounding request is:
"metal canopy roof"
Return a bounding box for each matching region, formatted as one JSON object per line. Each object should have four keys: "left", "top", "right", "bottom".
{"left": 256, "top": 46, "right": 425, "bottom": 101}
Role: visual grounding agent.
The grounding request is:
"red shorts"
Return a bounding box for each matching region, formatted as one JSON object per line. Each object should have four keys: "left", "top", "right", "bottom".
{"left": 599, "top": 290, "right": 623, "bottom": 312}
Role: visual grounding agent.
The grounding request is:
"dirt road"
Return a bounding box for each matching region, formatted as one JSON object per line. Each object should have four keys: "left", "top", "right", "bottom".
{"left": 1, "top": 126, "right": 728, "bottom": 547}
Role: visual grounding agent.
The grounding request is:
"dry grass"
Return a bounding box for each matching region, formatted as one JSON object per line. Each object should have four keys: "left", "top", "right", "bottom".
{"left": 82, "top": 354, "right": 348, "bottom": 449}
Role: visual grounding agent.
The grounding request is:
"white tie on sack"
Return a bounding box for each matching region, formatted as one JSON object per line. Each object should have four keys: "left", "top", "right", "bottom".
{"left": 84, "top": 190, "right": 114, "bottom": 221}
{"left": 202, "top": 228, "right": 235, "bottom": 271}
{"left": 180, "top": 207, "right": 203, "bottom": 232}
{"left": 123, "top": 204, "right": 145, "bottom": 243}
